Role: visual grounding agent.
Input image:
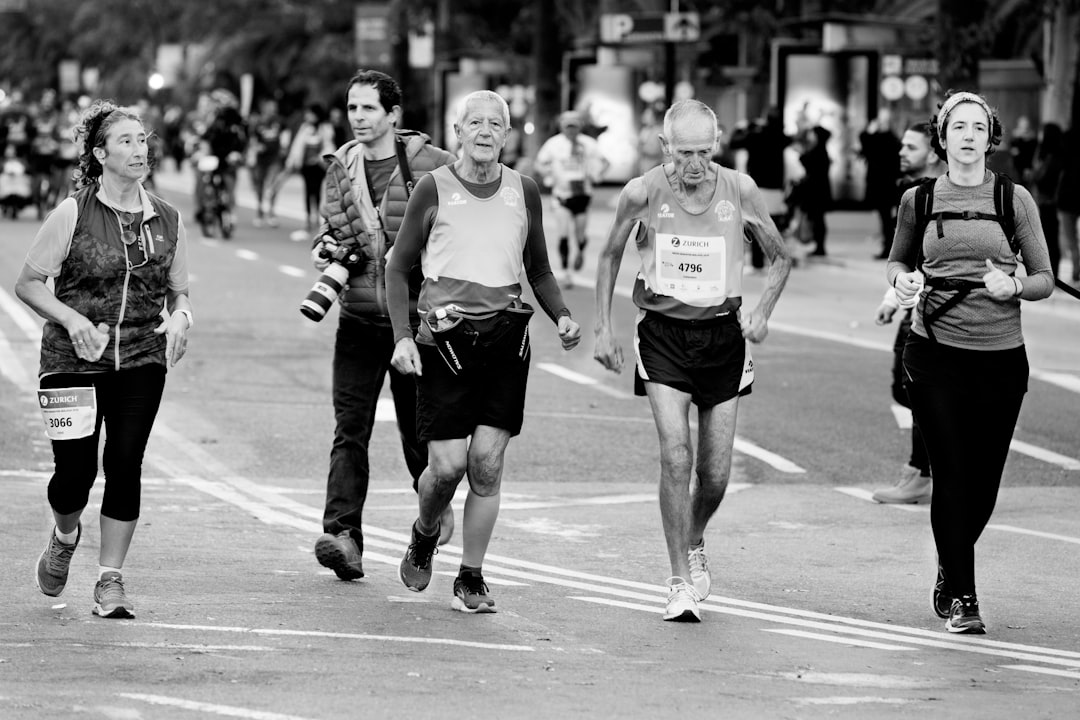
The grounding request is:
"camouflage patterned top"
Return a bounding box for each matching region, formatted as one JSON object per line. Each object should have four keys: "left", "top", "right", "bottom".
{"left": 24, "top": 183, "right": 188, "bottom": 375}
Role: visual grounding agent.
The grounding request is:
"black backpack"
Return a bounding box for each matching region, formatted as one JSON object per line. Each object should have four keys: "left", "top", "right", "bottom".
{"left": 911, "top": 173, "right": 1079, "bottom": 341}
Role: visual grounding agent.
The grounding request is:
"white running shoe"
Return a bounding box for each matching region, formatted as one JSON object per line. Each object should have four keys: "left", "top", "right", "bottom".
{"left": 688, "top": 542, "right": 711, "bottom": 600}
{"left": 663, "top": 577, "right": 701, "bottom": 622}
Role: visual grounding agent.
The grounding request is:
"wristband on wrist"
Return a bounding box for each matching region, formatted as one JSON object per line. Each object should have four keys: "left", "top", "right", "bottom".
{"left": 1013, "top": 277, "right": 1023, "bottom": 297}
{"left": 175, "top": 308, "right": 194, "bottom": 329}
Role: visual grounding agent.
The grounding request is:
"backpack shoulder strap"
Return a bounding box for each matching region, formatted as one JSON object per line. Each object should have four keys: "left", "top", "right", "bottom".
{"left": 913, "top": 176, "right": 935, "bottom": 269}
{"left": 993, "top": 172, "right": 1018, "bottom": 254}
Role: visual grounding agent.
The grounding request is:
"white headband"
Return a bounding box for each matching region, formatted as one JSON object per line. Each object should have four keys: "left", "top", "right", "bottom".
{"left": 937, "top": 92, "right": 994, "bottom": 139}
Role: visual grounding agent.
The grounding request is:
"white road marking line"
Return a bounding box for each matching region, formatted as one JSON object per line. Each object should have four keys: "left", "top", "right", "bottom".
{"left": 890, "top": 403, "right": 913, "bottom": 429}
{"left": 568, "top": 596, "right": 1080, "bottom": 669}
{"left": 120, "top": 693, "right": 320, "bottom": 720}
{"left": 834, "top": 487, "right": 926, "bottom": 513}
{"left": 107, "top": 643, "right": 279, "bottom": 652}
{"left": 794, "top": 697, "right": 918, "bottom": 706}
{"left": 836, "top": 488, "right": 1080, "bottom": 544}
{"left": 0, "top": 327, "right": 30, "bottom": 387}
{"left": 761, "top": 628, "right": 916, "bottom": 651}
{"left": 0, "top": 284, "right": 43, "bottom": 339}
{"left": 984, "top": 524, "right": 1080, "bottom": 546}
{"left": 536, "top": 362, "right": 633, "bottom": 398}
{"left": 278, "top": 265, "right": 307, "bottom": 278}
{"left": 152, "top": 460, "right": 1080, "bottom": 667}
{"left": 733, "top": 437, "right": 806, "bottom": 473}
{"left": 1008, "top": 439, "right": 1080, "bottom": 471}
{"left": 1000, "top": 664, "right": 1080, "bottom": 681}
{"left": 143, "top": 623, "right": 535, "bottom": 652}
{"left": 1030, "top": 368, "right": 1080, "bottom": 394}
{"left": 769, "top": 321, "right": 893, "bottom": 353}
{"left": 235, "top": 248, "right": 259, "bottom": 261}
{"left": 375, "top": 397, "right": 396, "bottom": 422}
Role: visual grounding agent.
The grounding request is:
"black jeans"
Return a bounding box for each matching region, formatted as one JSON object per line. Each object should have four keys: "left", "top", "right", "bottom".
{"left": 903, "top": 334, "right": 1028, "bottom": 597}
{"left": 42, "top": 364, "right": 166, "bottom": 521}
{"left": 325, "top": 315, "right": 426, "bottom": 550}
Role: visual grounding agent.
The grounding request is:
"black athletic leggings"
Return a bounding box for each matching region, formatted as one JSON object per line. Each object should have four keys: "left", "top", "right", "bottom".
{"left": 902, "top": 333, "right": 1028, "bottom": 597}
{"left": 42, "top": 364, "right": 166, "bottom": 521}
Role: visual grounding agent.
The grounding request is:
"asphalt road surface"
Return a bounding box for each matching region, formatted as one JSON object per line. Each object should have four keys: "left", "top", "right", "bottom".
{"left": 0, "top": 166, "right": 1077, "bottom": 720}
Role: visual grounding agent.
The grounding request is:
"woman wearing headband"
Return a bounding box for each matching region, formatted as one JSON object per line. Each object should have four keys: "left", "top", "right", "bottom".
{"left": 887, "top": 91, "right": 1053, "bottom": 634}
{"left": 14, "top": 99, "right": 193, "bottom": 619}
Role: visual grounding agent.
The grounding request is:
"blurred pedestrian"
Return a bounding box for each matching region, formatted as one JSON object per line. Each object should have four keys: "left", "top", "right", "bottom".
{"left": 860, "top": 108, "right": 902, "bottom": 258}
{"left": 285, "top": 103, "right": 336, "bottom": 232}
{"left": 309, "top": 70, "right": 455, "bottom": 581}
{"left": 730, "top": 107, "right": 790, "bottom": 270}
{"left": 637, "top": 107, "right": 664, "bottom": 176}
{"left": 194, "top": 90, "right": 247, "bottom": 231}
{"left": 535, "top": 110, "right": 610, "bottom": 286}
{"left": 798, "top": 125, "right": 832, "bottom": 257}
{"left": 593, "top": 99, "right": 792, "bottom": 622}
{"left": 389, "top": 90, "right": 581, "bottom": 613}
{"left": 1028, "top": 123, "right": 1064, "bottom": 279}
{"left": 889, "top": 91, "right": 1053, "bottom": 635}
{"left": 1008, "top": 115, "right": 1037, "bottom": 188}
{"left": 247, "top": 98, "right": 287, "bottom": 228}
{"left": 14, "top": 99, "right": 193, "bottom": 619}
{"left": 871, "top": 121, "right": 941, "bottom": 504}
{"left": 1056, "top": 128, "right": 1080, "bottom": 284}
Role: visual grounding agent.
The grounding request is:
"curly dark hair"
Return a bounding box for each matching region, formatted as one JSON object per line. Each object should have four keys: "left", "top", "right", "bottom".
{"left": 928, "top": 90, "right": 1003, "bottom": 162}
{"left": 347, "top": 69, "right": 402, "bottom": 114}
{"left": 72, "top": 100, "right": 146, "bottom": 188}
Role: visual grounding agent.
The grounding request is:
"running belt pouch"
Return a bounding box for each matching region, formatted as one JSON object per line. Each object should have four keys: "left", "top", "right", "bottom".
{"left": 430, "top": 315, "right": 479, "bottom": 375}
{"left": 499, "top": 303, "right": 534, "bottom": 362}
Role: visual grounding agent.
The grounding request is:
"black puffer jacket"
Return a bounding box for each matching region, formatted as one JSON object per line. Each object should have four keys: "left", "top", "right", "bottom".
{"left": 318, "top": 130, "right": 454, "bottom": 322}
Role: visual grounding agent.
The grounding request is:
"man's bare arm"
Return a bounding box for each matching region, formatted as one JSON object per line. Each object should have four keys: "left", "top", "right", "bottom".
{"left": 593, "top": 177, "right": 648, "bottom": 372}
{"left": 739, "top": 173, "right": 792, "bottom": 341}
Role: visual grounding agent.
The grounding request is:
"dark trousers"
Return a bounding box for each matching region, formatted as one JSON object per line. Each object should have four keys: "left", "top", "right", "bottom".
{"left": 903, "top": 334, "right": 1028, "bottom": 597}
{"left": 1038, "top": 202, "right": 1060, "bottom": 279}
{"left": 325, "top": 316, "right": 427, "bottom": 550}
{"left": 877, "top": 203, "right": 896, "bottom": 256}
{"left": 42, "top": 365, "right": 166, "bottom": 521}
{"left": 891, "top": 313, "right": 929, "bottom": 474}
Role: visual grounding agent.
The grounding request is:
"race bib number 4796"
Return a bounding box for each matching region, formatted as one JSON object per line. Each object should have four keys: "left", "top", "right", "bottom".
{"left": 37, "top": 387, "right": 97, "bottom": 440}
{"left": 655, "top": 233, "right": 727, "bottom": 299}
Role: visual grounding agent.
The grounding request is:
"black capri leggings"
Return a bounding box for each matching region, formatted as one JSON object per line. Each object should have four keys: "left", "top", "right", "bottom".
{"left": 42, "top": 364, "right": 166, "bottom": 521}
{"left": 902, "top": 333, "right": 1028, "bottom": 598}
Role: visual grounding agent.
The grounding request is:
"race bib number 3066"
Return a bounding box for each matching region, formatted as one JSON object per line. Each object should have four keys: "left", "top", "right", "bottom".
{"left": 37, "top": 387, "right": 97, "bottom": 440}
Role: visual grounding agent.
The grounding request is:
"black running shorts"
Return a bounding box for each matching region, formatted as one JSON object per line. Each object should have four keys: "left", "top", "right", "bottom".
{"left": 633, "top": 310, "right": 753, "bottom": 407}
{"left": 415, "top": 317, "right": 531, "bottom": 442}
{"left": 558, "top": 195, "right": 591, "bottom": 215}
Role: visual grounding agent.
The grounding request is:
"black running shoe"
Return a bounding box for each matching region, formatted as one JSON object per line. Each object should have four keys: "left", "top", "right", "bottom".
{"left": 933, "top": 564, "right": 951, "bottom": 619}
{"left": 398, "top": 520, "right": 439, "bottom": 592}
{"left": 945, "top": 594, "right": 986, "bottom": 634}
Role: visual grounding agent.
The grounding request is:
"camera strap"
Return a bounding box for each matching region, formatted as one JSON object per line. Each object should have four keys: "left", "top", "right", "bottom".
{"left": 395, "top": 138, "right": 414, "bottom": 198}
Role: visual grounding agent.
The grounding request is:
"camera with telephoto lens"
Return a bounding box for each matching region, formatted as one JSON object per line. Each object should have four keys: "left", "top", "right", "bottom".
{"left": 299, "top": 231, "right": 365, "bottom": 322}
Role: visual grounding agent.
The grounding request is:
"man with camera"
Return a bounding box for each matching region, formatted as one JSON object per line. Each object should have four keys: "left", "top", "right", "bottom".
{"left": 388, "top": 91, "right": 581, "bottom": 613}
{"left": 308, "top": 70, "right": 455, "bottom": 581}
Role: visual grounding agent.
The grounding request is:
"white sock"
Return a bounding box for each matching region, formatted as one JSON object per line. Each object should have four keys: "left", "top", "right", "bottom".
{"left": 98, "top": 566, "right": 122, "bottom": 580}
{"left": 55, "top": 527, "right": 78, "bottom": 544}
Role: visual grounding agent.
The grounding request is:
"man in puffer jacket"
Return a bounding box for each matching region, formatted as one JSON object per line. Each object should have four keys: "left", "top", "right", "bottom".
{"left": 309, "top": 70, "right": 455, "bottom": 581}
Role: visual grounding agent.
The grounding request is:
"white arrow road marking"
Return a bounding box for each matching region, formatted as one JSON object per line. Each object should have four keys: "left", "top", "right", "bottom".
{"left": 278, "top": 264, "right": 307, "bottom": 278}
{"left": 890, "top": 403, "right": 912, "bottom": 429}
{"left": 537, "top": 362, "right": 633, "bottom": 399}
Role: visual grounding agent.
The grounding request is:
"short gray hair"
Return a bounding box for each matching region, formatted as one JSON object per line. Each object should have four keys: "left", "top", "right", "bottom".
{"left": 662, "top": 100, "right": 717, "bottom": 142}
{"left": 456, "top": 90, "right": 511, "bottom": 128}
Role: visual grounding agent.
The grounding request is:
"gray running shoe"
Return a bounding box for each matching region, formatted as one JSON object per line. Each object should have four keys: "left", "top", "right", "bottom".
{"left": 93, "top": 572, "right": 134, "bottom": 619}
{"left": 945, "top": 594, "right": 985, "bottom": 634}
{"left": 35, "top": 524, "right": 81, "bottom": 597}
{"left": 451, "top": 572, "right": 496, "bottom": 613}
{"left": 398, "top": 520, "right": 439, "bottom": 592}
{"left": 315, "top": 531, "right": 364, "bottom": 580}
